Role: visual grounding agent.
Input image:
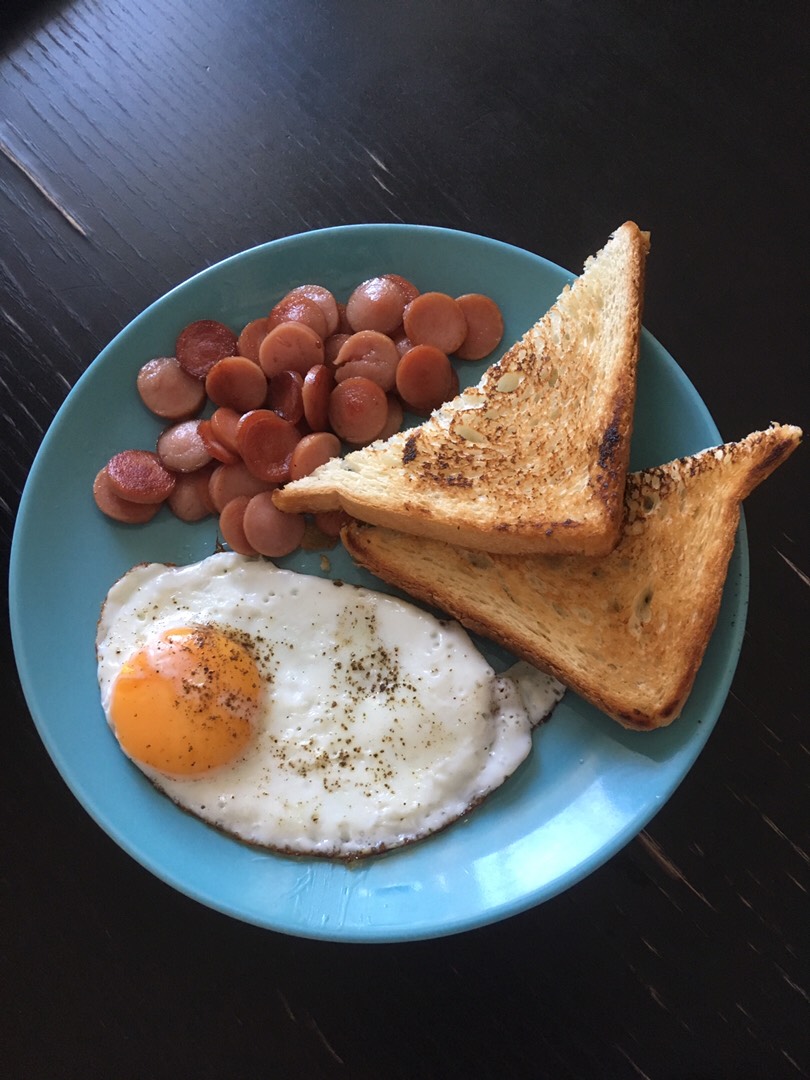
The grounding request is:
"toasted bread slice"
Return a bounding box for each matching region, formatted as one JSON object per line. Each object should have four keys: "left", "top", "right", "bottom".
{"left": 274, "top": 222, "right": 650, "bottom": 555}
{"left": 343, "top": 425, "right": 802, "bottom": 731}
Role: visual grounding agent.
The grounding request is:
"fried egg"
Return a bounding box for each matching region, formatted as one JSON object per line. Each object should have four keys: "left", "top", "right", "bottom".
{"left": 96, "top": 552, "right": 563, "bottom": 858}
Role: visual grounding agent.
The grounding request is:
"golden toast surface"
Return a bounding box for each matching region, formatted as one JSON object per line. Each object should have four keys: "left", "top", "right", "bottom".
{"left": 342, "top": 425, "right": 802, "bottom": 730}
{"left": 275, "top": 222, "right": 649, "bottom": 555}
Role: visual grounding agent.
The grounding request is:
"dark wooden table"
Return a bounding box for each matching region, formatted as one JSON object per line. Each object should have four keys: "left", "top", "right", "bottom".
{"left": 2, "top": 3, "right": 807, "bottom": 1077}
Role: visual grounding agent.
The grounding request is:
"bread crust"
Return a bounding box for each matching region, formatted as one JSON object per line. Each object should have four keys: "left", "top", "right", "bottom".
{"left": 342, "top": 425, "right": 802, "bottom": 730}
{"left": 275, "top": 223, "right": 650, "bottom": 555}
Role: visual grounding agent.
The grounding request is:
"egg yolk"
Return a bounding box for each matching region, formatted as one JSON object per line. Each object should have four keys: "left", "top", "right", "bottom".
{"left": 110, "top": 626, "right": 260, "bottom": 776}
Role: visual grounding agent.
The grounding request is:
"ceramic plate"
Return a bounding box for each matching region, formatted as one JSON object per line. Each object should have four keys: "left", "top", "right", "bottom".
{"left": 9, "top": 225, "right": 746, "bottom": 942}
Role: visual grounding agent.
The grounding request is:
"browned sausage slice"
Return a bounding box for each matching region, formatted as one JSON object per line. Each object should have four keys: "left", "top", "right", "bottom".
{"left": 258, "top": 322, "right": 324, "bottom": 379}
{"left": 93, "top": 467, "right": 162, "bottom": 524}
{"left": 236, "top": 409, "right": 301, "bottom": 483}
{"left": 136, "top": 357, "right": 206, "bottom": 420}
{"left": 218, "top": 496, "right": 258, "bottom": 556}
{"left": 302, "top": 365, "right": 335, "bottom": 431}
{"left": 447, "top": 365, "right": 460, "bottom": 399}
{"left": 209, "top": 407, "right": 242, "bottom": 456}
{"left": 402, "top": 293, "right": 467, "bottom": 355}
{"left": 266, "top": 370, "right": 304, "bottom": 424}
{"left": 267, "top": 294, "right": 328, "bottom": 339}
{"left": 382, "top": 274, "right": 420, "bottom": 305}
{"left": 205, "top": 355, "right": 268, "bottom": 412}
{"left": 333, "top": 331, "right": 400, "bottom": 392}
{"left": 208, "top": 461, "right": 275, "bottom": 513}
{"left": 285, "top": 285, "right": 340, "bottom": 337}
{"left": 289, "top": 432, "right": 341, "bottom": 480}
{"left": 328, "top": 378, "right": 388, "bottom": 445}
{"left": 335, "top": 302, "right": 352, "bottom": 334}
{"left": 198, "top": 419, "right": 241, "bottom": 465}
{"left": 167, "top": 468, "right": 215, "bottom": 522}
{"left": 346, "top": 277, "right": 407, "bottom": 334}
{"left": 454, "top": 294, "right": 505, "bottom": 360}
{"left": 378, "top": 394, "right": 404, "bottom": 440}
{"left": 105, "top": 450, "right": 176, "bottom": 504}
{"left": 175, "top": 320, "right": 238, "bottom": 380}
{"left": 314, "top": 509, "right": 351, "bottom": 538}
{"left": 236, "top": 317, "right": 269, "bottom": 362}
{"left": 323, "top": 333, "right": 351, "bottom": 369}
{"left": 242, "top": 492, "right": 306, "bottom": 557}
{"left": 391, "top": 330, "right": 413, "bottom": 358}
{"left": 395, "top": 345, "right": 455, "bottom": 415}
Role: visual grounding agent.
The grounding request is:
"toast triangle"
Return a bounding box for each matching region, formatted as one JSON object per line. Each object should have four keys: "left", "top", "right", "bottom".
{"left": 342, "top": 424, "right": 802, "bottom": 730}
{"left": 274, "top": 222, "right": 649, "bottom": 556}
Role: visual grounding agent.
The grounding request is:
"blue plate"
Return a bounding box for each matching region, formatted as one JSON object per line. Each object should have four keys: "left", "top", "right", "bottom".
{"left": 9, "top": 225, "right": 746, "bottom": 942}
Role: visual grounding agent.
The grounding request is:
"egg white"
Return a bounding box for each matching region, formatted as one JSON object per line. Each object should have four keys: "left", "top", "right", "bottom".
{"left": 96, "top": 552, "right": 563, "bottom": 858}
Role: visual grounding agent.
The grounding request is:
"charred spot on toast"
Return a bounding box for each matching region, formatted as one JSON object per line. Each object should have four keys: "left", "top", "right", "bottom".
{"left": 414, "top": 463, "right": 475, "bottom": 487}
{"left": 612, "top": 683, "right": 686, "bottom": 729}
{"left": 401, "top": 423, "right": 484, "bottom": 488}
{"left": 750, "top": 437, "right": 797, "bottom": 476}
{"left": 402, "top": 434, "right": 418, "bottom": 464}
{"left": 598, "top": 421, "right": 622, "bottom": 470}
{"left": 405, "top": 440, "right": 477, "bottom": 487}
{"left": 613, "top": 707, "right": 661, "bottom": 731}
{"left": 591, "top": 403, "right": 631, "bottom": 523}
{"left": 597, "top": 401, "right": 629, "bottom": 473}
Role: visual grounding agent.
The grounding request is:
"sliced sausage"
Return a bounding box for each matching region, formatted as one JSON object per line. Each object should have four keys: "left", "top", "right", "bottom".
{"left": 258, "top": 322, "right": 324, "bottom": 379}
{"left": 328, "top": 377, "right": 388, "bottom": 445}
{"left": 175, "top": 320, "right": 238, "bottom": 380}
{"left": 105, "top": 450, "right": 176, "bottom": 504}
{"left": 136, "top": 357, "right": 206, "bottom": 420}
{"left": 454, "top": 294, "right": 505, "bottom": 360}
{"left": 396, "top": 345, "right": 455, "bottom": 415}
{"left": 267, "top": 293, "right": 328, "bottom": 339}
{"left": 167, "top": 468, "right": 215, "bottom": 522}
{"left": 198, "top": 419, "right": 241, "bottom": 465}
{"left": 218, "top": 496, "right": 258, "bottom": 556}
{"left": 266, "top": 370, "right": 304, "bottom": 424}
{"left": 209, "top": 407, "right": 242, "bottom": 456}
{"left": 314, "top": 509, "right": 351, "bottom": 538}
{"left": 402, "top": 292, "right": 467, "bottom": 355}
{"left": 156, "top": 419, "right": 212, "bottom": 473}
{"left": 93, "top": 467, "right": 162, "bottom": 524}
{"left": 208, "top": 461, "right": 275, "bottom": 513}
{"left": 158, "top": 416, "right": 209, "bottom": 471}
{"left": 289, "top": 431, "right": 341, "bottom": 480}
{"left": 378, "top": 394, "right": 404, "bottom": 440}
{"left": 335, "top": 302, "right": 352, "bottom": 335}
{"left": 242, "top": 492, "right": 306, "bottom": 557}
{"left": 447, "top": 365, "right": 460, "bottom": 399}
{"left": 302, "top": 365, "right": 335, "bottom": 432}
{"left": 391, "top": 330, "right": 413, "bottom": 358}
{"left": 346, "top": 276, "right": 407, "bottom": 334}
{"left": 205, "top": 355, "right": 268, "bottom": 412}
{"left": 382, "top": 274, "right": 420, "bottom": 304}
{"left": 236, "top": 409, "right": 301, "bottom": 483}
{"left": 323, "top": 333, "right": 351, "bottom": 369}
{"left": 333, "top": 330, "right": 400, "bottom": 392}
{"left": 286, "top": 285, "right": 339, "bottom": 337}
{"left": 236, "top": 317, "right": 269, "bottom": 362}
